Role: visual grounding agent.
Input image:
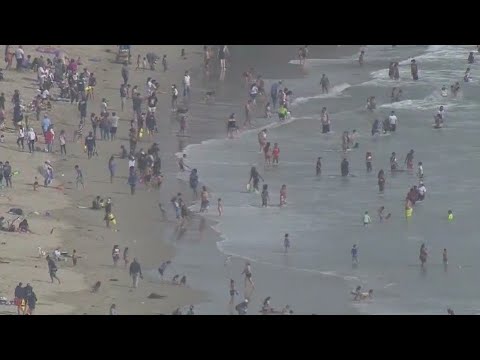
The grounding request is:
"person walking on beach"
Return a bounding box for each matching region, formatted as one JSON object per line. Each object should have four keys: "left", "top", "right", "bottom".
{"left": 110, "top": 112, "right": 119, "bottom": 141}
{"left": 121, "top": 62, "right": 129, "bottom": 85}
{"left": 123, "top": 247, "right": 130, "bottom": 269}
{"left": 242, "top": 261, "right": 255, "bottom": 292}
{"left": 351, "top": 244, "right": 358, "bottom": 265}
{"left": 158, "top": 260, "right": 171, "bottom": 281}
{"left": 120, "top": 84, "right": 127, "bottom": 112}
{"left": 229, "top": 279, "right": 239, "bottom": 306}
{"left": 183, "top": 70, "right": 191, "bottom": 99}
{"left": 74, "top": 165, "right": 84, "bottom": 190}
{"left": 419, "top": 243, "right": 427, "bottom": 268}
{"left": 189, "top": 169, "right": 199, "bottom": 199}
{"left": 14, "top": 282, "right": 25, "bottom": 315}
{"left": 129, "top": 258, "right": 143, "bottom": 288}
{"left": 78, "top": 96, "right": 87, "bottom": 123}
{"left": 112, "top": 245, "right": 120, "bottom": 266}
{"left": 16, "top": 124, "right": 25, "bottom": 150}
{"left": 46, "top": 255, "right": 61, "bottom": 284}
{"left": 108, "top": 155, "right": 116, "bottom": 183}
{"left": 59, "top": 129, "right": 67, "bottom": 156}
{"left": 25, "top": 287, "right": 37, "bottom": 315}
{"left": 72, "top": 249, "right": 78, "bottom": 267}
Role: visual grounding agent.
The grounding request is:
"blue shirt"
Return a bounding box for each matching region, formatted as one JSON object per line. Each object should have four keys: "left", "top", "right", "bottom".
{"left": 351, "top": 247, "right": 358, "bottom": 257}
{"left": 270, "top": 82, "right": 279, "bottom": 97}
{"left": 41, "top": 117, "right": 51, "bottom": 133}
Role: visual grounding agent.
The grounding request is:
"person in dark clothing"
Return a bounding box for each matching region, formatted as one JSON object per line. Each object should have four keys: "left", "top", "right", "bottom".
{"left": 189, "top": 169, "right": 199, "bottom": 198}
{"left": 3, "top": 161, "right": 12, "bottom": 187}
{"left": 128, "top": 166, "right": 138, "bottom": 195}
{"left": 377, "top": 169, "right": 385, "bottom": 192}
{"left": 26, "top": 289, "right": 37, "bottom": 315}
{"left": 14, "top": 282, "right": 25, "bottom": 315}
{"left": 46, "top": 255, "right": 61, "bottom": 284}
{"left": 341, "top": 158, "right": 349, "bottom": 177}
{"left": 129, "top": 258, "right": 143, "bottom": 288}
{"left": 84, "top": 132, "right": 96, "bottom": 159}
{"left": 78, "top": 97, "right": 87, "bottom": 122}
{"left": 248, "top": 166, "right": 264, "bottom": 192}
{"left": 0, "top": 92, "right": 5, "bottom": 110}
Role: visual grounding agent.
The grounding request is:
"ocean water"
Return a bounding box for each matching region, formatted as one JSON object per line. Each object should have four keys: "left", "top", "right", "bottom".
{"left": 179, "top": 45, "right": 480, "bottom": 314}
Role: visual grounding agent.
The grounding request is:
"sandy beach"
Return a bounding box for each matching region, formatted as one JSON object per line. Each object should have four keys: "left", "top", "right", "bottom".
{"left": 0, "top": 44, "right": 211, "bottom": 315}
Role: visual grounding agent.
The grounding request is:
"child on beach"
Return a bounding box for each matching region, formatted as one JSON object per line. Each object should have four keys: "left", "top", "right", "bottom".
{"left": 265, "top": 102, "right": 272, "bottom": 118}
{"left": 33, "top": 177, "right": 39, "bottom": 191}
{"left": 261, "top": 184, "right": 269, "bottom": 207}
{"left": 217, "top": 198, "right": 223, "bottom": 216}
{"left": 363, "top": 211, "right": 371, "bottom": 226}
{"left": 263, "top": 142, "right": 272, "bottom": 166}
{"left": 272, "top": 143, "right": 280, "bottom": 166}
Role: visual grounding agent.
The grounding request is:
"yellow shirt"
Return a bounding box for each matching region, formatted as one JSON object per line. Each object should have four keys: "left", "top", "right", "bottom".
{"left": 448, "top": 214, "right": 454, "bottom": 221}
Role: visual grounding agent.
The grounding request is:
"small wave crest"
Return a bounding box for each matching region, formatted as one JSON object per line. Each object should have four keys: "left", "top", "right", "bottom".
{"left": 290, "top": 83, "right": 351, "bottom": 106}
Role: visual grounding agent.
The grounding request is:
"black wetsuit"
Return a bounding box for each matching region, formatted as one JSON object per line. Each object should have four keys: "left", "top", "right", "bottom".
{"left": 341, "top": 159, "right": 349, "bottom": 177}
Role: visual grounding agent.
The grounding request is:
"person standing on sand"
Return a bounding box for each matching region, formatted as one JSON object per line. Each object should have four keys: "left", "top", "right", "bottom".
{"left": 108, "top": 156, "right": 116, "bottom": 183}
{"left": 183, "top": 70, "right": 191, "bottom": 99}
{"left": 15, "top": 46, "right": 24, "bottom": 71}
{"left": 112, "top": 245, "right": 120, "bottom": 266}
{"left": 123, "top": 247, "right": 130, "bottom": 268}
{"left": 3, "top": 161, "right": 12, "bottom": 188}
{"left": 14, "top": 282, "right": 25, "bottom": 315}
{"left": 59, "top": 130, "right": 67, "bottom": 156}
{"left": 110, "top": 112, "right": 119, "bottom": 141}
{"left": 46, "top": 255, "right": 61, "bottom": 284}
{"left": 72, "top": 249, "right": 78, "bottom": 266}
{"left": 128, "top": 166, "right": 138, "bottom": 195}
{"left": 85, "top": 131, "right": 96, "bottom": 159}
{"left": 129, "top": 258, "right": 143, "bottom": 288}
{"left": 158, "top": 260, "right": 171, "bottom": 281}
{"left": 74, "top": 165, "right": 85, "bottom": 190}
{"left": 78, "top": 96, "right": 87, "bottom": 123}
{"left": 121, "top": 62, "right": 129, "bottom": 85}
{"left": 189, "top": 169, "right": 199, "bottom": 199}
{"left": 120, "top": 84, "right": 127, "bottom": 112}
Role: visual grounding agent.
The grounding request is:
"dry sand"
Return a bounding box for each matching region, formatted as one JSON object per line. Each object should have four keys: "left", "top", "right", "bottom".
{"left": 0, "top": 44, "right": 208, "bottom": 315}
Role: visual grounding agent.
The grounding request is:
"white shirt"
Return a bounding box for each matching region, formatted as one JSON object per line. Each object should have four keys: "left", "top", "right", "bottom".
{"left": 183, "top": 75, "right": 191, "bottom": 87}
{"left": 389, "top": 115, "right": 397, "bottom": 125}
{"left": 38, "top": 66, "right": 46, "bottom": 79}
{"left": 101, "top": 102, "right": 108, "bottom": 113}
{"left": 59, "top": 134, "right": 66, "bottom": 145}
{"left": 128, "top": 159, "right": 136, "bottom": 168}
{"left": 418, "top": 165, "right": 424, "bottom": 176}
{"left": 42, "top": 89, "right": 50, "bottom": 99}
{"left": 173, "top": 88, "right": 178, "bottom": 97}
{"left": 441, "top": 89, "right": 448, "bottom": 97}
{"left": 28, "top": 130, "right": 36, "bottom": 141}
{"left": 250, "top": 85, "right": 258, "bottom": 95}
{"left": 18, "top": 128, "right": 24, "bottom": 138}
{"left": 418, "top": 185, "right": 426, "bottom": 196}
{"left": 15, "top": 48, "right": 24, "bottom": 59}
{"left": 437, "top": 109, "right": 445, "bottom": 119}
{"left": 111, "top": 116, "right": 119, "bottom": 128}
{"left": 363, "top": 214, "right": 371, "bottom": 224}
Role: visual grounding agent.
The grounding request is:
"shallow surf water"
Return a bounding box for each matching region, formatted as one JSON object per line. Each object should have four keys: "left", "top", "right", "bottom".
{"left": 180, "top": 45, "right": 480, "bottom": 314}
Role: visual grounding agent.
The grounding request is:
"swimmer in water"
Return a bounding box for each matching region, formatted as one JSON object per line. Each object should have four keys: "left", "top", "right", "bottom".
{"left": 248, "top": 166, "right": 264, "bottom": 193}
{"left": 464, "top": 67, "right": 472, "bottom": 82}
{"left": 349, "top": 129, "right": 359, "bottom": 148}
{"left": 261, "top": 184, "right": 269, "bottom": 207}
{"left": 320, "top": 107, "right": 330, "bottom": 133}
{"left": 393, "top": 62, "right": 400, "bottom": 80}
{"left": 390, "top": 152, "right": 398, "bottom": 171}
{"left": 410, "top": 59, "right": 419, "bottom": 80}
{"left": 419, "top": 243, "right": 427, "bottom": 268}
{"left": 280, "top": 184, "right": 287, "bottom": 207}
{"left": 217, "top": 198, "right": 223, "bottom": 217}
{"left": 441, "top": 86, "right": 448, "bottom": 97}
{"left": 351, "top": 244, "right": 358, "bottom": 265}
{"left": 447, "top": 209, "right": 454, "bottom": 221}
{"left": 258, "top": 129, "right": 267, "bottom": 153}
{"left": 316, "top": 157, "right": 322, "bottom": 176}
{"left": 417, "top": 181, "right": 426, "bottom": 201}
{"left": 388, "top": 62, "right": 394, "bottom": 80}
{"left": 272, "top": 143, "right": 280, "bottom": 166}
{"left": 405, "top": 149, "right": 414, "bottom": 170}
{"left": 320, "top": 74, "right": 330, "bottom": 94}
{"left": 468, "top": 52, "right": 475, "bottom": 64}
{"left": 263, "top": 142, "right": 272, "bottom": 167}
{"left": 363, "top": 211, "right": 371, "bottom": 226}
{"left": 394, "top": 89, "right": 403, "bottom": 102}
{"left": 358, "top": 50, "right": 365, "bottom": 66}
{"left": 341, "top": 157, "right": 349, "bottom": 177}
{"left": 366, "top": 151, "right": 373, "bottom": 172}
{"left": 388, "top": 111, "right": 398, "bottom": 132}
{"left": 284, "top": 233, "right": 290, "bottom": 253}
